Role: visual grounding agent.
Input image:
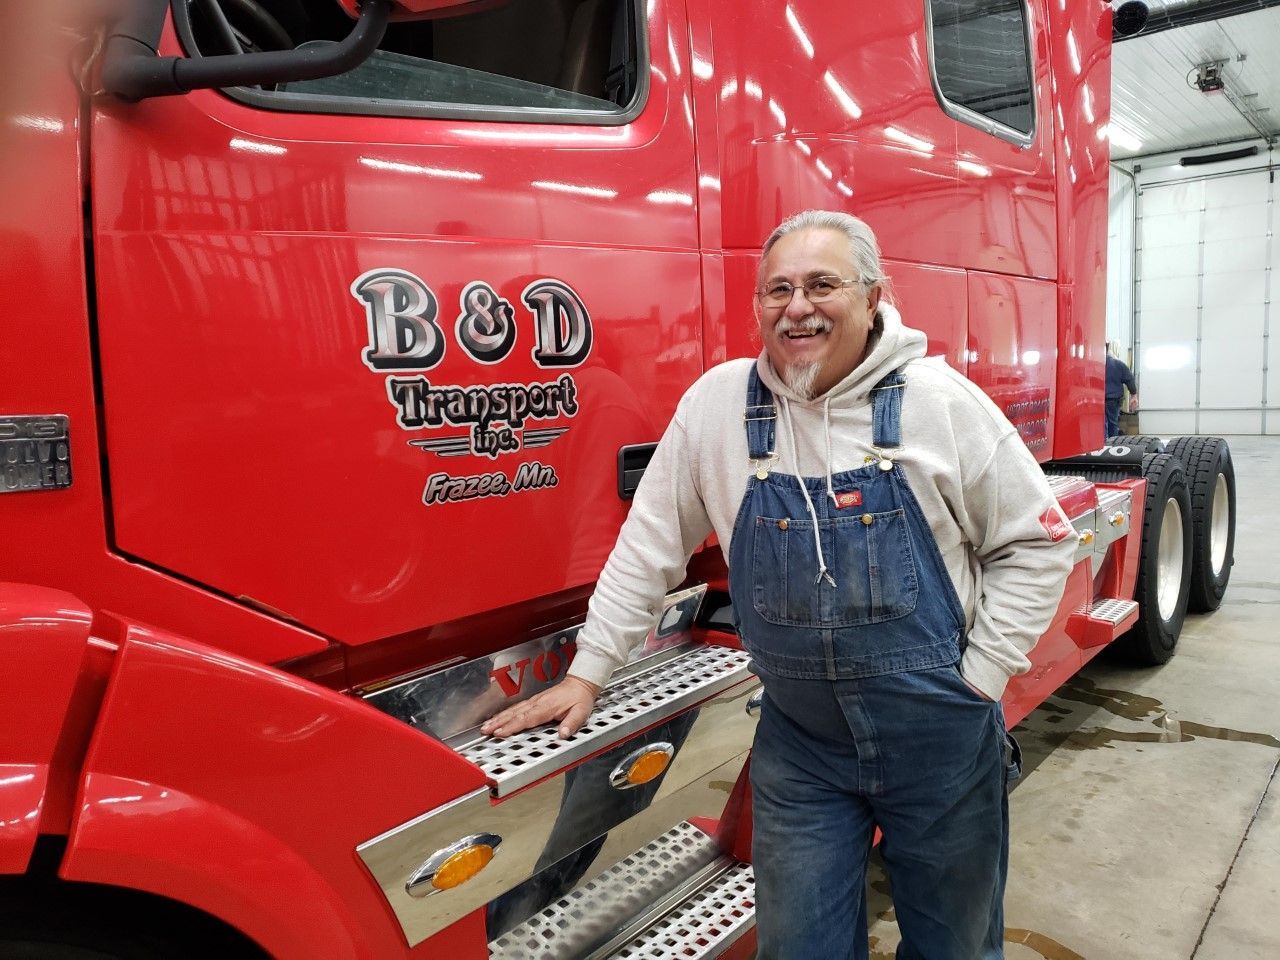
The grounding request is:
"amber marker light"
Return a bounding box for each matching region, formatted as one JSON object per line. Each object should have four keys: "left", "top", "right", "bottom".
{"left": 609, "top": 742, "right": 675, "bottom": 790}
{"left": 406, "top": 833, "right": 501, "bottom": 898}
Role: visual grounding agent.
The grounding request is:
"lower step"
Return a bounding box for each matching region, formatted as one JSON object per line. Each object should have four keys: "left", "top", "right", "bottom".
{"left": 1068, "top": 597, "right": 1141, "bottom": 649}
{"left": 489, "top": 822, "right": 755, "bottom": 960}
{"left": 610, "top": 861, "right": 755, "bottom": 959}
{"left": 1090, "top": 598, "right": 1139, "bottom": 625}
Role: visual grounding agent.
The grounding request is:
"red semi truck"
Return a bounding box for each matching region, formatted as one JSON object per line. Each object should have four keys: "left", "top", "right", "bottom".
{"left": 0, "top": 0, "right": 1237, "bottom": 957}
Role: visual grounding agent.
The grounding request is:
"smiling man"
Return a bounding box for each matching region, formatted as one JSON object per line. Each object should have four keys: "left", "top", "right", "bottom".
{"left": 484, "top": 210, "right": 1075, "bottom": 959}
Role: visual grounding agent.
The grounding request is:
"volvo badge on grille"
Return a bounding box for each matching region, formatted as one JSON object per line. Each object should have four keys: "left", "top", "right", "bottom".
{"left": 0, "top": 415, "right": 71, "bottom": 493}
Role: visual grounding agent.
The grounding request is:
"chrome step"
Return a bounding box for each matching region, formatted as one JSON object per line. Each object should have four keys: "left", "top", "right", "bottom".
{"left": 488, "top": 822, "right": 755, "bottom": 960}
{"left": 610, "top": 861, "right": 755, "bottom": 959}
{"left": 459, "top": 645, "right": 753, "bottom": 797}
{"left": 1090, "top": 598, "right": 1139, "bottom": 625}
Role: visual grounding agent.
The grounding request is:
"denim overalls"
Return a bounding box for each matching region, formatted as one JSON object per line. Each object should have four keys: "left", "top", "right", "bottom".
{"left": 729, "top": 366, "right": 1016, "bottom": 960}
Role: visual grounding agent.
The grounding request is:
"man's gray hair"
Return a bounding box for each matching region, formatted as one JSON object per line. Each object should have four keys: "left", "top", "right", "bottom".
{"left": 761, "top": 210, "right": 891, "bottom": 297}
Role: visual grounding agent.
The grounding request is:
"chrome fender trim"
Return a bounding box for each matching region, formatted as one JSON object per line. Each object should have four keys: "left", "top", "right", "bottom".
{"left": 356, "top": 653, "right": 760, "bottom": 946}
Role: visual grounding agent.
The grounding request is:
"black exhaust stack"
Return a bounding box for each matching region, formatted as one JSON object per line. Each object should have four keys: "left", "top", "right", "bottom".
{"left": 1114, "top": 1, "right": 1151, "bottom": 37}
{"left": 101, "top": 0, "right": 392, "bottom": 101}
{"left": 1116, "top": 0, "right": 1280, "bottom": 42}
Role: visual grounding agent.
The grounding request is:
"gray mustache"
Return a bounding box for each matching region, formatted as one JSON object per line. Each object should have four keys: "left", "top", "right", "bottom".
{"left": 775, "top": 317, "right": 833, "bottom": 336}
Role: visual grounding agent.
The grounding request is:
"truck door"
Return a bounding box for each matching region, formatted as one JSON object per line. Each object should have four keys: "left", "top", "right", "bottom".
{"left": 88, "top": 0, "right": 702, "bottom": 651}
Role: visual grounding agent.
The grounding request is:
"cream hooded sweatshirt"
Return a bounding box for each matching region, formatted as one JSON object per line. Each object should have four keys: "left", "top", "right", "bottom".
{"left": 568, "top": 304, "right": 1076, "bottom": 701}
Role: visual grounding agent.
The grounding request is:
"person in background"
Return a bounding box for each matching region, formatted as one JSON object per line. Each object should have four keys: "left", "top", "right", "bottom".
{"left": 1105, "top": 341, "right": 1138, "bottom": 442}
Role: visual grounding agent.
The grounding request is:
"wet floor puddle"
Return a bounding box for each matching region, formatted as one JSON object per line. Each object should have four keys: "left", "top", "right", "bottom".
{"left": 1015, "top": 675, "right": 1280, "bottom": 752}
{"left": 867, "top": 871, "right": 1086, "bottom": 959}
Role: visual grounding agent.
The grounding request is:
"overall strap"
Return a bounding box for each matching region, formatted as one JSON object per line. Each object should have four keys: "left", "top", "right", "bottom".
{"left": 744, "top": 364, "right": 776, "bottom": 460}
{"left": 871, "top": 370, "right": 908, "bottom": 449}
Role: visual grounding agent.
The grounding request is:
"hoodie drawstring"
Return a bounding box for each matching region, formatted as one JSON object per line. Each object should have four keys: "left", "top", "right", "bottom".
{"left": 781, "top": 396, "right": 838, "bottom": 588}
{"left": 822, "top": 397, "right": 838, "bottom": 508}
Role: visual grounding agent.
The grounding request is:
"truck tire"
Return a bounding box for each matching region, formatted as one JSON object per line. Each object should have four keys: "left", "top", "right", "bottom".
{"left": 1114, "top": 453, "right": 1193, "bottom": 665}
{"left": 1162, "top": 436, "right": 1236, "bottom": 612}
{"left": 1108, "top": 434, "right": 1166, "bottom": 454}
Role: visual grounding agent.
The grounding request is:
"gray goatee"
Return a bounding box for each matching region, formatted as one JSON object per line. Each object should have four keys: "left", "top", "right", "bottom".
{"left": 783, "top": 361, "right": 823, "bottom": 400}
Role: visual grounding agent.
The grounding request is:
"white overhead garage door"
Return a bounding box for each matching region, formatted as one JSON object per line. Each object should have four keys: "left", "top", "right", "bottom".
{"left": 1136, "top": 167, "right": 1276, "bottom": 435}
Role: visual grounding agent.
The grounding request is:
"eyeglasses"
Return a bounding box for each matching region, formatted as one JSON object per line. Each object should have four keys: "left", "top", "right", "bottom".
{"left": 756, "top": 276, "right": 861, "bottom": 308}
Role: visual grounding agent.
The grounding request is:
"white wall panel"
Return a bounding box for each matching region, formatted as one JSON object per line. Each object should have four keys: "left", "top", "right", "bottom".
{"left": 1137, "top": 297, "right": 1197, "bottom": 342}
{"left": 1142, "top": 242, "right": 1200, "bottom": 278}
{"left": 1133, "top": 165, "right": 1273, "bottom": 436}
{"left": 1202, "top": 271, "right": 1266, "bottom": 309}
{"left": 1201, "top": 304, "right": 1265, "bottom": 408}
{"left": 1140, "top": 211, "right": 1198, "bottom": 248}
{"left": 1140, "top": 347, "right": 1197, "bottom": 409}
{"left": 1204, "top": 172, "right": 1269, "bottom": 210}
{"left": 1199, "top": 410, "right": 1263, "bottom": 434}
{"left": 1203, "top": 200, "right": 1268, "bottom": 242}
{"left": 1140, "top": 411, "right": 1197, "bottom": 435}
{"left": 1142, "top": 181, "right": 1203, "bottom": 217}
{"left": 1139, "top": 275, "right": 1197, "bottom": 311}
{"left": 1204, "top": 239, "right": 1268, "bottom": 275}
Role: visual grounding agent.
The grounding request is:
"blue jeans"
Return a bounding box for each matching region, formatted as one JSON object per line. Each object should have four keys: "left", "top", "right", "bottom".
{"left": 1104, "top": 399, "right": 1121, "bottom": 442}
{"left": 750, "top": 665, "right": 1014, "bottom": 960}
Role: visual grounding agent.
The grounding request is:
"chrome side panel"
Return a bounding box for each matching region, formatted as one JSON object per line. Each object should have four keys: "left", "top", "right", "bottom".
{"left": 1070, "top": 486, "right": 1134, "bottom": 565}
{"left": 356, "top": 673, "right": 760, "bottom": 946}
{"left": 361, "top": 585, "right": 706, "bottom": 742}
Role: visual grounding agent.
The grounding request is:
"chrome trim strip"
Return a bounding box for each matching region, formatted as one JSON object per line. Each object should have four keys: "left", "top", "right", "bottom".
{"left": 361, "top": 584, "right": 706, "bottom": 743}
{"left": 355, "top": 673, "right": 760, "bottom": 946}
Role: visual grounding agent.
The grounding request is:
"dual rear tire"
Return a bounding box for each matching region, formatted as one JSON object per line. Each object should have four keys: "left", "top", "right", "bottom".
{"left": 1116, "top": 453, "right": 1192, "bottom": 665}
{"left": 1162, "top": 436, "right": 1236, "bottom": 612}
{"left": 1116, "top": 437, "right": 1236, "bottom": 664}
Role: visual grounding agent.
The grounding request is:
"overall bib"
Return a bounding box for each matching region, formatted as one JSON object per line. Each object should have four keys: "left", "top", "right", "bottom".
{"left": 729, "top": 367, "right": 1017, "bottom": 960}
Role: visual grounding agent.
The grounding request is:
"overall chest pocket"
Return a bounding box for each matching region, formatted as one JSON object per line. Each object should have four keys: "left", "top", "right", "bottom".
{"left": 751, "top": 510, "right": 919, "bottom": 627}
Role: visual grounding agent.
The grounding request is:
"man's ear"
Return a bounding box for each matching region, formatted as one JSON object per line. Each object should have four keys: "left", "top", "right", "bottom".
{"left": 866, "top": 284, "right": 883, "bottom": 317}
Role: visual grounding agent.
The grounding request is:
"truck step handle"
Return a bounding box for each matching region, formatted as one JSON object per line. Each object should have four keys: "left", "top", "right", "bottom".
{"left": 618, "top": 443, "right": 658, "bottom": 500}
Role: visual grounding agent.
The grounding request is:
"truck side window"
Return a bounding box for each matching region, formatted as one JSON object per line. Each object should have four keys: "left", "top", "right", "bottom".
{"left": 926, "top": 0, "right": 1034, "bottom": 143}
{"left": 178, "top": 0, "right": 643, "bottom": 122}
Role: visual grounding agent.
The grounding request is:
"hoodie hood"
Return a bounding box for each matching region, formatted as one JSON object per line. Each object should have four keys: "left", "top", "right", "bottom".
{"left": 750, "top": 301, "right": 928, "bottom": 589}
{"left": 756, "top": 301, "right": 927, "bottom": 407}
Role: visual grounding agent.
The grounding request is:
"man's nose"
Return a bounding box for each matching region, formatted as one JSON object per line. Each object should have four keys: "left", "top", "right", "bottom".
{"left": 783, "top": 286, "right": 813, "bottom": 319}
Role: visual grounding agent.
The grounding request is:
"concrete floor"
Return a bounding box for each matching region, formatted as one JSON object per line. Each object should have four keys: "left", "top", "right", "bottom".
{"left": 865, "top": 436, "right": 1280, "bottom": 960}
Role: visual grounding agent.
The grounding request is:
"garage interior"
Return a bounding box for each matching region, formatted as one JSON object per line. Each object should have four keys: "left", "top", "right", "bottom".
{"left": 868, "top": 2, "right": 1279, "bottom": 957}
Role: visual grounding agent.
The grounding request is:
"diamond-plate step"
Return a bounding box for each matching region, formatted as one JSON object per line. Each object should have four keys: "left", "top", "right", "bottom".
{"left": 488, "top": 822, "right": 733, "bottom": 960}
{"left": 1068, "top": 597, "right": 1141, "bottom": 649}
{"left": 460, "top": 645, "right": 753, "bottom": 796}
{"left": 1090, "top": 598, "right": 1138, "bottom": 625}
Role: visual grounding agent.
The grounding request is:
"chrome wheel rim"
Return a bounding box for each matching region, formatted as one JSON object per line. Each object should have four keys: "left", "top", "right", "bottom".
{"left": 1210, "top": 473, "right": 1230, "bottom": 577}
{"left": 1157, "top": 497, "right": 1185, "bottom": 622}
